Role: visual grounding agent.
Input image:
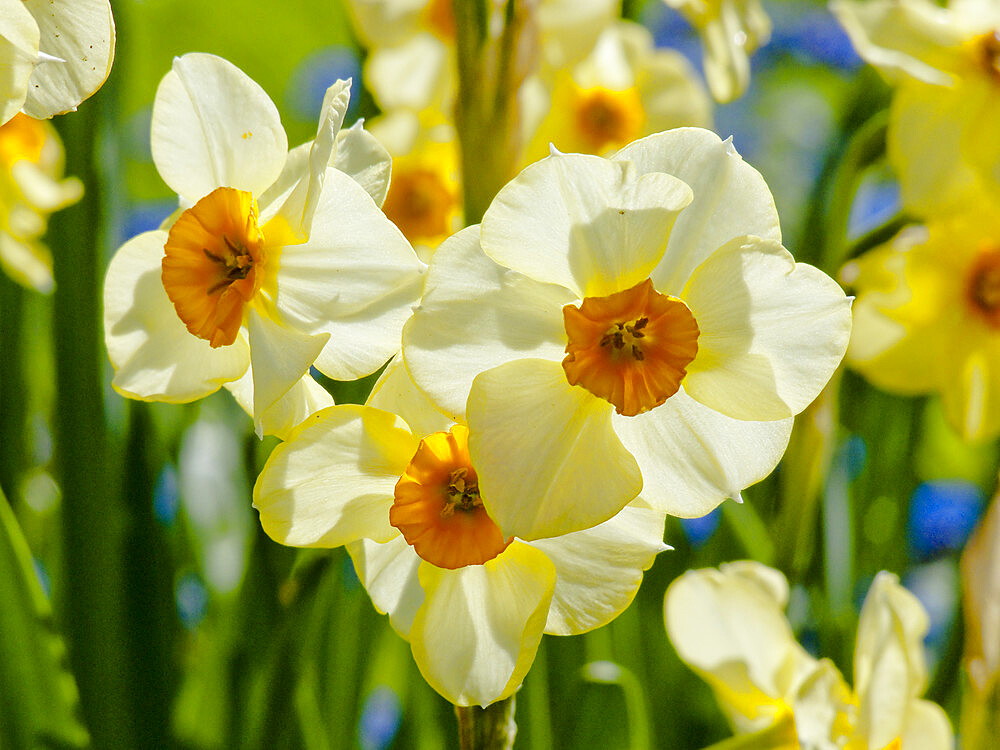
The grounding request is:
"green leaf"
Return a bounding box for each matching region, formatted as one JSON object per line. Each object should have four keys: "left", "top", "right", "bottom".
{"left": 0, "top": 489, "right": 88, "bottom": 748}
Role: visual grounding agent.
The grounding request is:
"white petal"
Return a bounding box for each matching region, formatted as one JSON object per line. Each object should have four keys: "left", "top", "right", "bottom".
{"left": 409, "top": 542, "right": 556, "bottom": 707}
{"left": 347, "top": 536, "right": 424, "bottom": 638}
{"left": 253, "top": 404, "right": 418, "bottom": 548}
{"left": 103, "top": 231, "right": 249, "bottom": 402}
{"left": 367, "top": 355, "right": 454, "bottom": 438}
{"left": 682, "top": 236, "right": 852, "bottom": 421}
{"left": 467, "top": 358, "right": 643, "bottom": 541}
{"left": 480, "top": 153, "right": 692, "bottom": 297}
{"left": 224, "top": 369, "right": 333, "bottom": 440}
{"left": 830, "top": 0, "right": 967, "bottom": 86}
{"left": 613, "top": 128, "right": 780, "bottom": 293}
{"left": 366, "top": 33, "right": 451, "bottom": 111}
{"left": 333, "top": 121, "right": 392, "bottom": 206}
{"left": 853, "top": 572, "right": 932, "bottom": 749}
{"left": 296, "top": 79, "right": 352, "bottom": 234}
{"left": 247, "top": 308, "right": 329, "bottom": 426}
{"left": 0, "top": 0, "right": 39, "bottom": 124}
{"left": 611, "top": 388, "right": 791, "bottom": 517}
{"left": 151, "top": 53, "right": 287, "bottom": 201}
{"left": 0, "top": 233, "right": 52, "bottom": 293}
{"left": 530, "top": 502, "right": 668, "bottom": 635}
{"left": 21, "top": 0, "right": 114, "bottom": 119}
{"left": 275, "top": 167, "right": 425, "bottom": 379}
{"left": 665, "top": 562, "right": 815, "bottom": 704}
{"left": 899, "top": 700, "right": 955, "bottom": 750}
{"left": 402, "top": 226, "right": 572, "bottom": 419}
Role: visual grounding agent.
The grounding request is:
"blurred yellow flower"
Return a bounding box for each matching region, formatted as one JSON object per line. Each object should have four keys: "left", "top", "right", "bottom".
{"left": 0, "top": 113, "right": 82, "bottom": 292}
{"left": 404, "top": 129, "right": 851, "bottom": 541}
{"left": 833, "top": 0, "right": 1000, "bottom": 215}
{"left": 0, "top": 0, "right": 115, "bottom": 125}
{"left": 254, "top": 358, "right": 668, "bottom": 707}
{"left": 662, "top": 0, "right": 771, "bottom": 102}
{"left": 844, "top": 204, "right": 1000, "bottom": 441}
{"left": 522, "top": 20, "right": 712, "bottom": 163}
{"left": 960, "top": 488, "right": 1000, "bottom": 748}
{"left": 665, "top": 562, "right": 954, "bottom": 749}
{"left": 102, "top": 54, "right": 423, "bottom": 437}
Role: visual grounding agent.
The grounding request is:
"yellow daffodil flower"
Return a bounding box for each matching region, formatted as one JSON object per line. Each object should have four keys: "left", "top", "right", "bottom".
{"left": 832, "top": 0, "right": 1000, "bottom": 215}
{"left": 346, "top": 0, "right": 618, "bottom": 121}
{"left": 0, "top": 0, "right": 115, "bottom": 125}
{"left": 403, "top": 128, "right": 852, "bottom": 541}
{"left": 665, "top": 562, "right": 954, "bottom": 750}
{"left": 843, "top": 204, "right": 1000, "bottom": 441}
{"left": 662, "top": 0, "right": 771, "bottom": 103}
{"left": 522, "top": 20, "right": 712, "bottom": 164}
{"left": 253, "top": 357, "right": 668, "bottom": 707}
{"left": 0, "top": 113, "right": 82, "bottom": 292}
{"left": 103, "top": 54, "right": 424, "bottom": 437}
{"left": 369, "top": 112, "right": 462, "bottom": 262}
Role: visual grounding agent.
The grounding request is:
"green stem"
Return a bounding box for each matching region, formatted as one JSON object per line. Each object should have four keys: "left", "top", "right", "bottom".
{"left": 49, "top": 83, "right": 135, "bottom": 750}
{"left": 0, "top": 274, "right": 27, "bottom": 508}
{"left": 452, "top": 0, "right": 533, "bottom": 225}
{"left": 455, "top": 696, "right": 517, "bottom": 750}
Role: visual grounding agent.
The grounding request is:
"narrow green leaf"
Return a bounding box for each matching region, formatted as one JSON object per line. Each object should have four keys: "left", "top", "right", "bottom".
{"left": 0, "top": 489, "right": 88, "bottom": 748}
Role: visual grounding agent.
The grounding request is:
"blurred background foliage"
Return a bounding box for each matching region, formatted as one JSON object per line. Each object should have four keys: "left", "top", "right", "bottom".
{"left": 0, "top": 0, "right": 993, "bottom": 747}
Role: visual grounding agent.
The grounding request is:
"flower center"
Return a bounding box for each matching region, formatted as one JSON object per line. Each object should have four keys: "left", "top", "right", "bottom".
{"left": 162, "top": 187, "right": 266, "bottom": 348}
{"left": 974, "top": 30, "right": 1000, "bottom": 81}
{"left": 573, "top": 87, "right": 644, "bottom": 154}
{"left": 382, "top": 165, "right": 455, "bottom": 244}
{"left": 390, "top": 425, "right": 511, "bottom": 570}
{"left": 420, "top": 0, "right": 455, "bottom": 42}
{"left": 966, "top": 247, "right": 1000, "bottom": 326}
{"left": 0, "top": 113, "right": 46, "bottom": 168}
{"left": 562, "top": 278, "right": 699, "bottom": 416}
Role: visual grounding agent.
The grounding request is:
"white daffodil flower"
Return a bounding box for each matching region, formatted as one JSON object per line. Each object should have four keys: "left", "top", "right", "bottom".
{"left": 665, "top": 562, "right": 954, "bottom": 750}
{"left": 103, "top": 53, "right": 424, "bottom": 437}
{"left": 0, "top": 0, "right": 115, "bottom": 125}
{"left": 403, "top": 128, "right": 851, "bottom": 541}
{"left": 253, "top": 357, "right": 668, "bottom": 707}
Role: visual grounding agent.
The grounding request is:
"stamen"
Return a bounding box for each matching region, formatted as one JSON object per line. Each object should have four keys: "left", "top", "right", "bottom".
{"left": 563, "top": 278, "right": 699, "bottom": 416}
{"left": 390, "top": 425, "right": 511, "bottom": 569}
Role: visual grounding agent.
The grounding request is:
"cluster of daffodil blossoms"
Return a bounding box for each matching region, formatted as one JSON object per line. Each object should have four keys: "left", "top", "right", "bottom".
{"left": 100, "top": 38, "right": 857, "bottom": 721}
{"left": 7, "top": 0, "right": 997, "bottom": 748}
{"left": 837, "top": 0, "right": 1000, "bottom": 442}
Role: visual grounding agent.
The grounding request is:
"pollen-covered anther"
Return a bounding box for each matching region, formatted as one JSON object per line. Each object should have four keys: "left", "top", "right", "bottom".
{"left": 562, "top": 278, "right": 699, "bottom": 417}
{"left": 966, "top": 246, "right": 1000, "bottom": 326}
{"left": 390, "top": 425, "right": 511, "bottom": 569}
{"left": 162, "top": 187, "right": 266, "bottom": 348}
{"left": 975, "top": 30, "right": 1000, "bottom": 81}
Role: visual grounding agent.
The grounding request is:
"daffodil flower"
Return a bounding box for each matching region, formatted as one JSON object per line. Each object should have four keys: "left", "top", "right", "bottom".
{"left": 665, "top": 562, "right": 954, "bottom": 749}
{"left": 253, "top": 358, "right": 668, "bottom": 707}
{"left": 844, "top": 204, "right": 1000, "bottom": 441}
{"left": 0, "top": 0, "right": 115, "bottom": 125}
{"left": 832, "top": 0, "right": 1000, "bottom": 214}
{"left": 403, "top": 128, "right": 852, "bottom": 540}
{"left": 522, "top": 20, "right": 712, "bottom": 163}
{"left": 662, "top": 0, "right": 771, "bottom": 103}
{"left": 103, "top": 53, "right": 424, "bottom": 437}
{"left": 0, "top": 113, "right": 82, "bottom": 292}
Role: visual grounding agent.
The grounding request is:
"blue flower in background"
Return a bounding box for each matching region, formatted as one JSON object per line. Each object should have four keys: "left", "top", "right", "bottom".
{"left": 286, "top": 46, "right": 362, "bottom": 124}
{"left": 907, "top": 479, "right": 984, "bottom": 560}
{"left": 175, "top": 572, "right": 209, "bottom": 631}
{"left": 153, "top": 463, "right": 179, "bottom": 527}
{"left": 680, "top": 507, "right": 721, "bottom": 548}
{"left": 358, "top": 686, "right": 402, "bottom": 750}
{"left": 119, "top": 200, "right": 176, "bottom": 245}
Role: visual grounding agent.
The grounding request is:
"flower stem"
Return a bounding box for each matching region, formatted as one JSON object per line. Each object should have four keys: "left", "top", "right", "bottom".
{"left": 452, "top": 0, "right": 535, "bottom": 225}
{"left": 455, "top": 696, "right": 517, "bottom": 750}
